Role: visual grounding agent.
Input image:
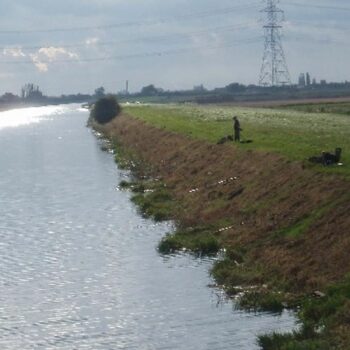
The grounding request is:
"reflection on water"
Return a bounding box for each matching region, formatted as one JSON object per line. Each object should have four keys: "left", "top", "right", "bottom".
{"left": 0, "top": 105, "right": 296, "bottom": 349}
{"left": 0, "top": 105, "right": 75, "bottom": 130}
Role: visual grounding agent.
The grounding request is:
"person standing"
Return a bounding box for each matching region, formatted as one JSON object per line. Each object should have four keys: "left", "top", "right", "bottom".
{"left": 233, "top": 116, "right": 242, "bottom": 142}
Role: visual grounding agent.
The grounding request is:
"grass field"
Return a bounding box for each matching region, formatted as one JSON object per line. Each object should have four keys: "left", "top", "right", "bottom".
{"left": 277, "top": 101, "right": 350, "bottom": 116}
{"left": 124, "top": 104, "right": 350, "bottom": 177}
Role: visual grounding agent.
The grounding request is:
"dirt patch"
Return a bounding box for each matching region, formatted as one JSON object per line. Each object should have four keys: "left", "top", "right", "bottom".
{"left": 100, "top": 114, "right": 350, "bottom": 292}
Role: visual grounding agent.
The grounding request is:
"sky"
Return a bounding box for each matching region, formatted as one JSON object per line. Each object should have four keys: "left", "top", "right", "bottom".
{"left": 0, "top": 0, "right": 349, "bottom": 95}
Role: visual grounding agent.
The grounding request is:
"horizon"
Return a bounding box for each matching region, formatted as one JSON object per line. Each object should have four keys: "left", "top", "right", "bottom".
{"left": 4, "top": 78, "right": 350, "bottom": 99}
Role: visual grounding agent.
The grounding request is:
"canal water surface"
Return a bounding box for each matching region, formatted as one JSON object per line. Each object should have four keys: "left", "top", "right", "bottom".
{"left": 0, "top": 105, "right": 296, "bottom": 349}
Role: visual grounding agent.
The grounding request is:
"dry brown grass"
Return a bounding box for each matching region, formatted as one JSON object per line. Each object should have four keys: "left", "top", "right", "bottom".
{"left": 101, "top": 114, "right": 350, "bottom": 292}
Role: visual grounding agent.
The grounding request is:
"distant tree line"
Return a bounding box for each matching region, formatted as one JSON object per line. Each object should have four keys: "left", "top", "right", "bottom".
{"left": 2, "top": 79, "right": 350, "bottom": 110}
{"left": 117, "top": 80, "right": 350, "bottom": 104}
{"left": 0, "top": 84, "right": 113, "bottom": 110}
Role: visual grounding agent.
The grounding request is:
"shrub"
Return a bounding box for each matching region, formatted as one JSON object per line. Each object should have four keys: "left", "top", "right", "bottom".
{"left": 158, "top": 234, "right": 183, "bottom": 254}
{"left": 157, "top": 229, "right": 221, "bottom": 256}
{"left": 258, "top": 332, "right": 331, "bottom": 350}
{"left": 91, "top": 95, "right": 121, "bottom": 124}
{"left": 192, "top": 235, "right": 221, "bottom": 255}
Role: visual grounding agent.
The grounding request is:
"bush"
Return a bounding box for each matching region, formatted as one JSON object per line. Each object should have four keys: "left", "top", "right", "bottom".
{"left": 258, "top": 332, "right": 331, "bottom": 350}
{"left": 158, "top": 234, "right": 183, "bottom": 254}
{"left": 157, "top": 229, "right": 221, "bottom": 256}
{"left": 91, "top": 95, "right": 121, "bottom": 124}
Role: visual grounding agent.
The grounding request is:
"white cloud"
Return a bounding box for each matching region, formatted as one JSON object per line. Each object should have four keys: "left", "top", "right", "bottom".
{"left": 85, "top": 37, "right": 100, "bottom": 46}
{"left": 38, "top": 47, "right": 79, "bottom": 60}
{"left": 3, "top": 47, "right": 26, "bottom": 58}
{"left": 30, "top": 54, "right": 49, "bottom": 72}
{"left": 30, "top": 47, "right": 79, "bottom": 72}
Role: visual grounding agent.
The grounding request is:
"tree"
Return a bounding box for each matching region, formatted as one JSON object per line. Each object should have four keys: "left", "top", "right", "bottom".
{"left": 225, "top": 83, "right": 246, "bottom": 93}
{"left": 91, "top": 95, "right": 121, "bottom": 124}
{"left": 94, "top": 87, "right": 105, "bottom": 99}
{"left": 140, "top": 84, "right": 159, "bottom": 96}
{"left": 0, "top": 92, "right": 20, "bottom": 103}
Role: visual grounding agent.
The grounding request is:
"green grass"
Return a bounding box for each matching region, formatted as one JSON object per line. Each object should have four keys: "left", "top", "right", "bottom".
{"left": 239, "top": 290, "right": 287, "bottom": 313}
{"left": 274, "top": 202, "right": 336, "bottom": 239}
{"left": 115, "top": 147, "right": 177, "bottom": 222}
{"left": 211, "top": 250, "right": 298, "bottom": 313}
{"left": 258, "top": 332, "right": 331, "bottom": 350}
{"left": 257, "top": 276, "right": 350, "bottom": 349}
{"left": 278, "top": 102, "right": 350, "bottom": 116}
{"left": 158, "top": 226, "right": 221, "bottom": 256}
{"left": 124, "top": 104, "right": 350, "bottom": 177}
{"left": 129, "top": 184, "right": 175, "bottom": 222}
{"left": 113, "top": 142, "right": 140, "bottom": 171}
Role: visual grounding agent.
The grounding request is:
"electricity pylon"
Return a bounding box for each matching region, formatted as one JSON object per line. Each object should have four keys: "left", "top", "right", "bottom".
{"left": 259, "top": 0, "right": 291, "bottom": 86}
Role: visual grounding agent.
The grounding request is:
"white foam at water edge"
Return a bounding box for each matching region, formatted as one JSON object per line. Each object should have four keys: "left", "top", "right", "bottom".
{"left": 0, "top": 105, "right": 81, "bottom": 130}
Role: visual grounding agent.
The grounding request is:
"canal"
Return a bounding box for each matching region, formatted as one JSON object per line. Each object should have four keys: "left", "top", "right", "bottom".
{"left": 0, "top": 105, "right": 295, "bottom": 349}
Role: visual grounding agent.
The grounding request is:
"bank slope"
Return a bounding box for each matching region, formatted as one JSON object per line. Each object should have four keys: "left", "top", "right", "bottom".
{"left": 95, "top": 111, "right": 350, "bottom": 349}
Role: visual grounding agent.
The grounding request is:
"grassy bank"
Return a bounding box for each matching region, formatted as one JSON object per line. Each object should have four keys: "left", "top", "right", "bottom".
{"left": 124, "top": 104, "right": 350, "bottom": 177}
{"left": 93, "top": 104, "right": 350, "bottom": 349}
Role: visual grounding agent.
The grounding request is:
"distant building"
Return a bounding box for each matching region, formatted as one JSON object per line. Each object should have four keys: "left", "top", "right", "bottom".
{"left": 312, "top": 78, "right": 317, "bottom": 85}
{"left": 298, "top": 73, "right": 306, "bottom": 87}
{"left": 306, "top": 72, "right": 311, "bottom": 86}
{"left": 118, "top": 81, "right": 129, "bottom": 95}
{"left": 320, "top": 80, "right": 327, "bottom": 85}
{"left": 193, "top": 84, "right": 206, "bottom": 92}
{"left": 125, "top": 80, "right": 129, "bottom": 95}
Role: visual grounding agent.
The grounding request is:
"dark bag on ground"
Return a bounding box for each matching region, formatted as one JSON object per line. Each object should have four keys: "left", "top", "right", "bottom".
{"left": 309, "top": 148, "right": 342, "bottom": 166}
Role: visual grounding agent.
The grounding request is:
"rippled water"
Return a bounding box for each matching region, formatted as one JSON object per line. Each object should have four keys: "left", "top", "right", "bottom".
{"left": 0, "top": 104, "right": 296, "bottom": 349}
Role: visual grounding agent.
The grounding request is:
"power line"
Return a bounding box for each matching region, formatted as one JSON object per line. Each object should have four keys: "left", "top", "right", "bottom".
{"left": 285, "top": 35, "right": 350, "bottom": 46}
{"left": 285, "top": 2, "right": 350, "bottom": 12}
{"left": 290, "top": 19, "right": 350, "bottom": 30}
{"left": 6, "top": 19, "right": 347, "bottom": 54}
{"left": 0, "top": 3, "right": 260, "bottom": 35}
{"left": 0, "top": 37, "right": 261, "bottom": 65}
{"left": 0, "top": 22, "right": 258, "bottom": 52}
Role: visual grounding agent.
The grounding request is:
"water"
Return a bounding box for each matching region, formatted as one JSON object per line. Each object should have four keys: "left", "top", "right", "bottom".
{"left": 0, "top": 105, "right": 296, "bottom": 349}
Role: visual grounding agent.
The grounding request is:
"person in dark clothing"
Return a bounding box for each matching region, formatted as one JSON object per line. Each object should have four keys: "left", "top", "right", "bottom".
{"left": 233, "top": 116, "right": 242, "bottom": 142}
